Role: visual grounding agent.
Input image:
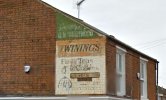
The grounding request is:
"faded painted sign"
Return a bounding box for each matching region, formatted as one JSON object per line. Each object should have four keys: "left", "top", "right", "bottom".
{"left": 70, "top": 72, "right": 100, "bottom": 79}
{"left": 56, "top": 38, "right": 106, "bottom": 95}
{"left": 56, "top": 12, "right": 98, "bottom": 39}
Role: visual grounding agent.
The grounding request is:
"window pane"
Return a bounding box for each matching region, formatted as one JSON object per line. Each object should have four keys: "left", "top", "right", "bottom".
{"left": 117, "top": 75, "right": 122, "bottom": 92}
{"left": 140, "top": 59, "right": 147, "bottom": 98}
{"left": 116, "top": 48, "right": 126, "bottom": 96}
{"left": 140, "top": 63, "right": 144, "bottom": 79}
{"left": 141, "top": 81, "right": 143, "bottom": 96}
{"left": 118, "top": 54, "right": 122, "bottom": 72}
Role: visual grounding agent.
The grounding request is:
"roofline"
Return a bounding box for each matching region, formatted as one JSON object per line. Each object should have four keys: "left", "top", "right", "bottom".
{"left": 108, "top": 35, "right": 158, "bottom": 62}
{"left": 38, "top": 0, "right": 83, "bottom": 22}
{"left": 39, "top": 0, "right": 158, "bottom": 62}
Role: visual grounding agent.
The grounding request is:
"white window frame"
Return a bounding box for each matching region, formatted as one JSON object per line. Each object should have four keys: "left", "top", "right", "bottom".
{"left": 140, "top": 57, "right": 148, "bottom": 100}
{"left": 116, "top": 46, "right": 126, "bottom": 96}
{"left": 158, "top": 93, "right": 163, "bottom": 100}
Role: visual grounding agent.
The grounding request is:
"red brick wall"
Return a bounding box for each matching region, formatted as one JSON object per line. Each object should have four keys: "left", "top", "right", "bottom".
{"left": 106, "top": 38, "right": 157, "bottom": 100}
{"left": 147, "top": 60, "right": 157, "bottom": 100}
{"left": 106, "top": 38, "right": 116, "bottom": 95}
{"left": 127, "top": 50, "right": 141, "bottom": 99}
{"left": 0, "top": 0, "right": 157, "bottom": 98}
{"left": 0, "top": 0, "right": 56, "bottom": 95}
{"left": 126, "top": 51, "right": 135, "bottom": 98}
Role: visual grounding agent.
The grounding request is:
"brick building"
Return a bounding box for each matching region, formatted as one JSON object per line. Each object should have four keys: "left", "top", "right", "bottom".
{"left": 0, "top": 0, "right": 158, "bottom": 100}
{"left": 158, "top": 86, "right": 166, "bottom": 100}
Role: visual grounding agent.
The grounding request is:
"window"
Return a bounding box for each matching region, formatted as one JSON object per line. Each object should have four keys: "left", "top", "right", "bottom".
{"left": 158, "top": 96, "right": 161, "bottom": 100}
{"left": 158, "top": 94, "right": 163, "bottom": 100}
{"left": 116, "top": 46, "right": 126, "bottom": 96}
{"left": 140, "top": 57, "right": 148, "bottom": 100}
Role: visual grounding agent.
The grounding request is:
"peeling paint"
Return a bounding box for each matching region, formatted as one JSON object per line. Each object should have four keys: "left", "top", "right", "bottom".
{"left": 56, "top": 38, "right": 106, "bottom": 95}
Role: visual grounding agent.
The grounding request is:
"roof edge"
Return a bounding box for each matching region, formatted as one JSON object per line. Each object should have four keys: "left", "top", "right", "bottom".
{"left": 39, "top": 0, "right": 158, "bottom": 62}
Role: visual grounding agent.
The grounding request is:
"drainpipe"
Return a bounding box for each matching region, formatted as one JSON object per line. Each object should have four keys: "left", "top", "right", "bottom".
{"left": 156, "top": 61, "right": 159, "bottom": 100}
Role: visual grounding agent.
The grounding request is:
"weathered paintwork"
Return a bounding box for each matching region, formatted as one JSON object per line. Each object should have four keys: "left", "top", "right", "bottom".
{"left": 56, "top": 38, "right": 106, "bottom": 95}
{"left": 56, "top": 12, "right": 98, "bottom": 39}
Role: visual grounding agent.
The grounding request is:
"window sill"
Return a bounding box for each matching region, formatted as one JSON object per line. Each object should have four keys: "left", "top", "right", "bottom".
{"left": 117, "top": 92, "right": 125, "bottom": 97}
{"left": 141, "top": 97, "right": 149, "bottom": 100}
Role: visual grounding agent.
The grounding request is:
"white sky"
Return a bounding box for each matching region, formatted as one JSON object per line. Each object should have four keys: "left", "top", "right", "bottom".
{"left": 42, "top": 0, "right": 166, "bottom": 88}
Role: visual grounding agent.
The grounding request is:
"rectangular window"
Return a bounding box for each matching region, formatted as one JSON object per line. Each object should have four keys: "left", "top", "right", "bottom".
{"left": 116, "top": 46, "right": 126, "bottom": 96}
{"left": 140, "top": 57, "right": 148, "bottom": 99}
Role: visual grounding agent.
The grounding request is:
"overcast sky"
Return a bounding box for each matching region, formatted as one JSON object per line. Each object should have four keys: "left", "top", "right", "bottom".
{"left": 42, "top": 0, "right": 166, "bottom": 88}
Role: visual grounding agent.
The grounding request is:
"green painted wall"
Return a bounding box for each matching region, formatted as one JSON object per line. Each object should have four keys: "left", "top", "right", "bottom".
{"left": 56, "top": 12, "right": 98, "bottom": 39}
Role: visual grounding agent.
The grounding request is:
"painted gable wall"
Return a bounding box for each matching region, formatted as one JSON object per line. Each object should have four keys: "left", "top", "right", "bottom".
{"left": 55, "top": 12, "right": 106, "bottom": 95}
